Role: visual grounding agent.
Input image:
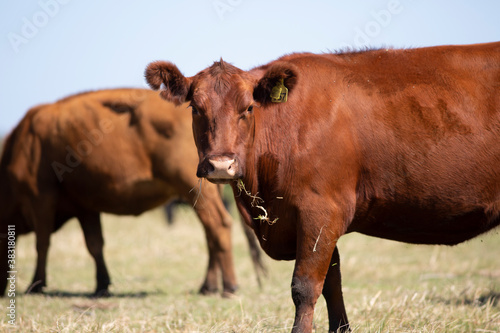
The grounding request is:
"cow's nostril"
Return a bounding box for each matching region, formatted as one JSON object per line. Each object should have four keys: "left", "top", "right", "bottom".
{"left": 206, "top": 157, "right": 238, "bottom": 179}
{"left": 196, "top": 159, "right": 214, "bottom": 178}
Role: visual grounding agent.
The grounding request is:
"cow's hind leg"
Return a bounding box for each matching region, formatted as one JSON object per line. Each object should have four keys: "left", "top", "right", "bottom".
{"left": 77, "top": 212, "right": 110, "bottom": 297}
{"left": 28, "top": 231, "right": 50, "bottom": 294}
{"left": 24, "top": 195, "right": 58, "bottom": 294}
{"left": 322, "top": 247, "right": 350, "bottom": 332}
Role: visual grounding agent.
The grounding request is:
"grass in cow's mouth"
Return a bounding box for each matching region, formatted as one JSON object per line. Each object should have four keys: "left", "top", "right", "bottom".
{"left": 236, "top": 179, "right": 278, "bottom": 225}
{"left": 190, "top": 178, "right": 204, "bottom": 207}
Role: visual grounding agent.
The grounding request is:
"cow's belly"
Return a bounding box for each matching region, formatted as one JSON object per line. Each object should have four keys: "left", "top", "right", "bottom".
{"left": 65, "top": 177, "right": 176, "bottom": 216}
{"left": 348, "top": 204, "right": 500, "bottom": 245}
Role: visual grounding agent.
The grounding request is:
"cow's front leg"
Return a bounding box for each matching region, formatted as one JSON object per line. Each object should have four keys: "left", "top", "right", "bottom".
{"left": 77, "top": 211, "right": 111, "bottom": 297}
{"left": 191, "top": 188, "right": 237, "bottom": 296}
{"left": 291, "top": 211, "right": 344, "bottom": 333}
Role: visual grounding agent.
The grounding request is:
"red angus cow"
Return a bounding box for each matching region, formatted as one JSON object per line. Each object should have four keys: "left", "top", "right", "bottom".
{"left": 146, "top": 42, "right": 500, "bottom": 332}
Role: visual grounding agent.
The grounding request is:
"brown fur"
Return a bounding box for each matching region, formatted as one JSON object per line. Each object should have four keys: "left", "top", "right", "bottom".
{"left": 147, "top": 42, "right": 500, "bottom": 332}
{"left": 144, "top": 61, "right": 190, "bottom": 105}
{"left": 0, "top": 88, "right": 265, "bottom": 297}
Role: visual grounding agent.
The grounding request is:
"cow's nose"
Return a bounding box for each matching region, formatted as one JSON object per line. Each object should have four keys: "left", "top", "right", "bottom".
{"left": 197, "top": 155, "right": 241, "bottom": 183}
{"left": 208, "top": 157, "right": 237, "bottom": 179}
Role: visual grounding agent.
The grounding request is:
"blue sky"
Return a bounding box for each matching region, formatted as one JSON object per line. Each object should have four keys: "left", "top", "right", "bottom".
{"left": 1, "top": 0, "right": 499, "bottom": 136}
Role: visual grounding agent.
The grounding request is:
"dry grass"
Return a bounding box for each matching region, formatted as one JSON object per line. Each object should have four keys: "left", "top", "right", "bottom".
{"left": 1, "top": 203, "right": 499, "bottom": 332}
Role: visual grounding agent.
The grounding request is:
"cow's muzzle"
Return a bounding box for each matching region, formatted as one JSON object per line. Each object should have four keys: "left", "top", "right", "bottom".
{"left": 197, "top": 155, "right": 241, "bottom": 184}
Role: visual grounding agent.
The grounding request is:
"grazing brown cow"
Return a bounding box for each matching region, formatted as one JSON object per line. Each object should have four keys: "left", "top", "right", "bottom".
{"left": 0, "top": 88, "right": 265, "bottom": 297}
{"left": 146, "top": 42, "right": 500, "bottom": 332}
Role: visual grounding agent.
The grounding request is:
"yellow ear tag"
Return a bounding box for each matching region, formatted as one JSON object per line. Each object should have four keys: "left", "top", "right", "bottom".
{"left": 270, "top": 78, "right": 288, "bottom": 103}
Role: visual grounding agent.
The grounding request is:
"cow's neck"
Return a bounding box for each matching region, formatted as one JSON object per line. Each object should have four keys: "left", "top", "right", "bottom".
{"left": 234, "top": 108, "right": 292, "bottom": 231}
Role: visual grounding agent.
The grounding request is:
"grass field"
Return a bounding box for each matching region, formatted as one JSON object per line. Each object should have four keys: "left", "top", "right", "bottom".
{"left": 1, "top": 201, "right": 499, "bottom": 332}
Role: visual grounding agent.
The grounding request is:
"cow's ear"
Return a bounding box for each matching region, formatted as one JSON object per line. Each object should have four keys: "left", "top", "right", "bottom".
{"left": 145, "top": 61, "right": 191, "bottom": 106}
{"left": 253, "top": 63, "right": 298, "bottom": 105}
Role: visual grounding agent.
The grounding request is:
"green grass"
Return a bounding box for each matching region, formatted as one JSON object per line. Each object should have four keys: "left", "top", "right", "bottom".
{"left": 1, "top": 204, "right": 499, "bottom": 332}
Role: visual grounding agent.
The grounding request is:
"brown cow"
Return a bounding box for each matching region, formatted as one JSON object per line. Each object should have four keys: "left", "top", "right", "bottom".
{"left": 0, "top": 88, "right": 265, "bottom": 297}
{"left": 146, "top": 42, "right": 500, "bottom": 332}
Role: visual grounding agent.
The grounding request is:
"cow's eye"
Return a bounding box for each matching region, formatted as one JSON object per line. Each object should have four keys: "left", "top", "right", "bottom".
{"left": 190, "top": 105, "right": 199, "bottom": 115}
{"left": 247, "top": 105, "right": 253, "bottom": 113}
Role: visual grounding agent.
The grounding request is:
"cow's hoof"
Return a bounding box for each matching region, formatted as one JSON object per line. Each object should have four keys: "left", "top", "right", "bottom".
{"left": 25, "top": 282, "right": 44, "bottom": 294}
{"left": 222, "top": 285, "right": 238, "bottom": 298}
{"left": 92, "top": 289, "right": 111, "bottom": 298}
{"left": 199, "top": 284, "right": 218, "bottom": 295}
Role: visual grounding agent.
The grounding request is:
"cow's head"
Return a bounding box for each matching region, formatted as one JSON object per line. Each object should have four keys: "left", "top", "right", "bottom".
{"left": 145, "top": 59, "right": 297, "bottom": 184}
